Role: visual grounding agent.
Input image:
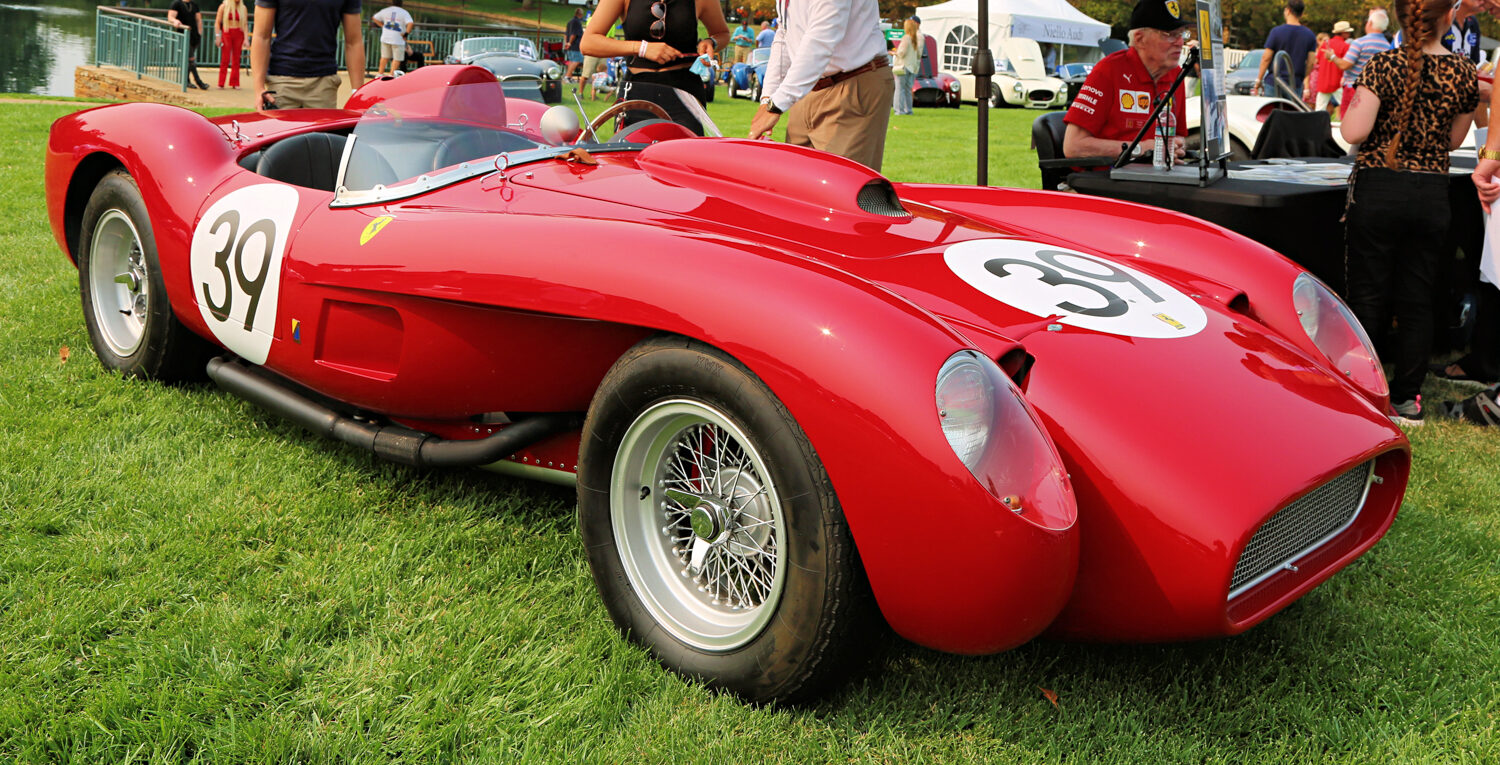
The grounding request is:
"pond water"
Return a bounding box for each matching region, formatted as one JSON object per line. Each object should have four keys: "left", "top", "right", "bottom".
{"left": 0, "top": 1, "right": 96, "bottom": 96}
{"left": 0, "top": 1, "right": 520, "bottom": 97}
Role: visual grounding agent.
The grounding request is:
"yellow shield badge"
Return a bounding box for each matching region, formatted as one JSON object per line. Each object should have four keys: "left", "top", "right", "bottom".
{"left": 360, "top": 215, "right": 395, "bottom": 246}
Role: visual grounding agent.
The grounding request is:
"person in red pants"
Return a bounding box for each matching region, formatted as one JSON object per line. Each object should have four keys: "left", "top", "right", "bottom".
{"left": 216, "top": 0, "right": 250, "bottom": 88}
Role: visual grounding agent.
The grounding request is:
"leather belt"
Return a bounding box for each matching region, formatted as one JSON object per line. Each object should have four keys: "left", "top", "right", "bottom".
{"left": 813, "top": 56, "right": 889, "bottom": 92}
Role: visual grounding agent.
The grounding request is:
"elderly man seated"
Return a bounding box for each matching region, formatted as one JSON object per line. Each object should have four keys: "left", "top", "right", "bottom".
{"left": 1063, "top": 0, "right": 1190, "bottom": 162}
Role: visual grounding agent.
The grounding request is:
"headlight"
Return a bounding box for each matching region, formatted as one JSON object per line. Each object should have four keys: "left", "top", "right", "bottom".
{"left": 542, "top": 63, "right": 562, "bottom": 81}
{"left": 1292, "top": 273, "right": 1387, "bottom": 398}
{"left": 935, "top": 351, "right": 1076, "bottom": 529}
{"left": 937, "top": 352, "right": 995, "bottom": 470}
{"left": 948, "top": 81, "right": 961, "bottom": 92}
{"left": 1013, "top": 83, "right": 1024, "bottom": 95}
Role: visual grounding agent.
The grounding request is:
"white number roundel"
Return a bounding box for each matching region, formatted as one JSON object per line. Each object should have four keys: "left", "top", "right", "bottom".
{"left": 944, "top": 239, "right": 1207, "bottom": 339}
{"left": 189, "top": 184, "right": 299, "bottom": 364}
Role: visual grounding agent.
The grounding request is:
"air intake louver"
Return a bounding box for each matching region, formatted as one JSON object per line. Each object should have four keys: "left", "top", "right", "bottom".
{"left": 857, "top": 181, "right": 909, "bottom": 218}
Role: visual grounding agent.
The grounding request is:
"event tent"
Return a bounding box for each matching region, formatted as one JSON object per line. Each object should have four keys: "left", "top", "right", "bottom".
{"left": 917, "top": 0, "right": 1112, "bottom": 73}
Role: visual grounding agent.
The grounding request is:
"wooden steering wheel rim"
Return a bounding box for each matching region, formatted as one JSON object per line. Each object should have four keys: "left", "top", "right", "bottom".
{"left": 582, "top": 99, "right": 674, "bottom": 142}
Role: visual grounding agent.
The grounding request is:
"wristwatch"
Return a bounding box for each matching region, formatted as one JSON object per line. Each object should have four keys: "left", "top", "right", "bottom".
{"left": 1480, "top": 148, "right": 1500, "bottom": 161}
{"left": 762, "top": 98, "right": 782, "bottom": 115}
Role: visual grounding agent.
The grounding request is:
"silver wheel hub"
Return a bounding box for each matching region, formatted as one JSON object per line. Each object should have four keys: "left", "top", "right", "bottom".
{"left": 88, "top": 208, "right": 150, "bottom": 357}
{"left": 611, "top": 399, "right": 787, "bottom": 651}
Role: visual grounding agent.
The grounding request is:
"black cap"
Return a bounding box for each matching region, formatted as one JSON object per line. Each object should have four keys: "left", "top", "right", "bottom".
{"left": 1129, "top": 0, "right": 1193, "bottom": 32}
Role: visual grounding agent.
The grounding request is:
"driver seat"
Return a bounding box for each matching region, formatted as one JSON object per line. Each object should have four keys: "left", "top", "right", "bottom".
{"left": 256, "top": 132, "right": 346, "bottom": 191}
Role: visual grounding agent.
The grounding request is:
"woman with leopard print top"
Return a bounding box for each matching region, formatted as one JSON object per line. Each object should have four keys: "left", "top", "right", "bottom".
{"left": 1339, "top": 0, "right": 1479, "bottom": 426}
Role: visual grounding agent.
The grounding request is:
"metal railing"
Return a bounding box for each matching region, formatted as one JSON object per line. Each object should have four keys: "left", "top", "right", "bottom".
{"left": 95, "top": 7, "right": 568, "bottom": 92}
{"left": 96, "top": 7, "right": 190, "bottom": 92}
{"left": 191, "top": 19, "right": 564, "bottom": 70}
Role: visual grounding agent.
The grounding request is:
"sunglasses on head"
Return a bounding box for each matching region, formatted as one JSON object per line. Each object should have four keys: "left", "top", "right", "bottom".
{"left": 650, "top": 0, "right": 666, "bottom": 40}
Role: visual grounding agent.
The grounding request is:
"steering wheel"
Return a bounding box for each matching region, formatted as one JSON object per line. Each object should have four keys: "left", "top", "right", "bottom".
{"left": 580, "top": 99, "right": 673, "bottom": 143}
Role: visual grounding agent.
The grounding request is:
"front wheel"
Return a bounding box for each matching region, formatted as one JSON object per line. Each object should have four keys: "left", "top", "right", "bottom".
{"left": 77, "top": 169, "right": 212, "bottom": 380}
{"left": 578, "top": 337, "right": 872, "bottom": 704}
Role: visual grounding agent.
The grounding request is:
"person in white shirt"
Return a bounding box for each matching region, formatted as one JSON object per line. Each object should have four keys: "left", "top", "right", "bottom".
{"left": 371, "top": 0, "right": 414, "bottom": 77}
{"left": 748, "top": 0, "right": 894, "bottom": 170}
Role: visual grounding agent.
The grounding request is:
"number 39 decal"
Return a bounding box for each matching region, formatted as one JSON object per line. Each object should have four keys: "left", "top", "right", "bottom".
{"left": 944, "top": 239, "right": 1208, "bottom": 339}
{"left": 189, "top": 184, "right": 299, "bottom": 364}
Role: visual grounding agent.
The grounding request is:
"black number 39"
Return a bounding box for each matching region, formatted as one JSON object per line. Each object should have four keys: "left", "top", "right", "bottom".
{"left": 200, "top": 210, "right": 277, "bottom": 331}
{"left": 984, "top": 250, "right": 1164, "bottom": 318}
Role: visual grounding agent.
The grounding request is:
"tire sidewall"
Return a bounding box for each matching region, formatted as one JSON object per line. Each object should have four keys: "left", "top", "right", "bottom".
{"left": 77, "top": 171, "right": 174, "bottom": 378}
{"left": 578, "top": 340, "right": 845, "bottom": 702}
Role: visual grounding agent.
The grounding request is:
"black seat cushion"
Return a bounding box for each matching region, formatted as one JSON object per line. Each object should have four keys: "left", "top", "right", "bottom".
{"left": 1032, "top": 111, "right": 1067, "bottom": 161}
{"left": 1252, "top": 109, "right": 1345, "bottom": 160}
{"left": 431, "top": 129, "right": 535, "bottom": 170}
{"left": 256, "top": 132, "right": 347, "bottom": 191}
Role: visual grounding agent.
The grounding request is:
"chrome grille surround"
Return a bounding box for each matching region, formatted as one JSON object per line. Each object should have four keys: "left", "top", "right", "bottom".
{"left": 1228, "top": 460, "right": 1375, "bottom": 600}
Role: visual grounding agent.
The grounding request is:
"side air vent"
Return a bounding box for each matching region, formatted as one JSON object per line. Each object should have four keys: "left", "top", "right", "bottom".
{"left": 857, "top": 181, "right": 909, "bottom": 218}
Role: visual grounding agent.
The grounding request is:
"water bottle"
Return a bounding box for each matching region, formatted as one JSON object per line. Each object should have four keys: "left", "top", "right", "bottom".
{"left": 1153, "top": 104, "right": 1176, "bottom": 171}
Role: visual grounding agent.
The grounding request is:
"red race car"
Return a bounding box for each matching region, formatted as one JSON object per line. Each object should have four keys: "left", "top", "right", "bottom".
{"left": 45, "top": 66, "right": 1409, "bottom": 704}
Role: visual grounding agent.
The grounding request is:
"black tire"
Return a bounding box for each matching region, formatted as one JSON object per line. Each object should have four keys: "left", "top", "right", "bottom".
{"left": 578, "top": 336, "right": 872, "bottom": 704}
{"left": 750, "top": 75, "right": 761, "bottom": 105}
{"left": 77, "top": 169, "right": 212, "bottom": 381}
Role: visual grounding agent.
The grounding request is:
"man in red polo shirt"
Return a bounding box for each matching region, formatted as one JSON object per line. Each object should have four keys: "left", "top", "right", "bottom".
{"left": 1063, "top": 0, "right": 1189, "bottom": 163}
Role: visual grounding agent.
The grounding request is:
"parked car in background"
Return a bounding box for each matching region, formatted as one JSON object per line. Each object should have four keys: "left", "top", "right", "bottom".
{"left": 1183, "top": 94, "right": 1350, "bottom": 159}
{"left": 1057, "top": 61, "right": 1092, "bottom": 106}
{"left": 914, "top": 34, "right": 961, "bottom": 108}
{"left": 725, "top": 46, "right": 770, "bottom": 101}
{"left": 446, "top": 36, "right": 564, "bottom": 104}
{"left": 950, "top": 37, "right": 1064, "bottom": 108}
{"left": 1224, "top": 49, "right": 1264, "bottom": 96}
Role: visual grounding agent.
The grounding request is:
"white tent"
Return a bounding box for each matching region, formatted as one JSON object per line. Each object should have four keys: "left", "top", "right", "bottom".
{"left": 917, "top": 0, "right": 1112, "bottom": 73}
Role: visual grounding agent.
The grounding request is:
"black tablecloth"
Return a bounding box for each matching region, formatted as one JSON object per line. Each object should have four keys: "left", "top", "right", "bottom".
{"left": 1068, "top": 158, "right": 1481, "bottom": 295}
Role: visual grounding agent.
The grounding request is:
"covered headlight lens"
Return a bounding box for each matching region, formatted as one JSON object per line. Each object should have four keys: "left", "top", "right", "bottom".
{"left": 543, "top": 63, "right": 562, "bottom": 80}
{"left": 1292, "top": 273, "right": 1387, "bottom": 398}
{"left": 936, "top": 352, "right": 995, "bottom": 470}
{"left": 935, "top": 350, "right": 1075, "bottom": 530}
{"left": 1013, "top": 83, "right": 1024, "bottom": 94}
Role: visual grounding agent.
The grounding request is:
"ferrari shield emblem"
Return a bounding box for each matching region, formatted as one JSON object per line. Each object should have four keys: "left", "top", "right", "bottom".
{"left": 1166, "top": 1, "right": 1180, "bottom": 19}
{"left": 361, "top": 215, "right": 395, "bottom": 245}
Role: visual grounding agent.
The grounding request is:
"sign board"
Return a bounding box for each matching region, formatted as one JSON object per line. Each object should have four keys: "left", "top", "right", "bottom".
{"left": 1196, "top": 0, "right": 1229, "bottom": 161}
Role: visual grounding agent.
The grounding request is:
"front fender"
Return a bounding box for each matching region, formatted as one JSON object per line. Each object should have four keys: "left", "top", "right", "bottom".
{"left": 299, "top": 189, "right": 1079, "bottom": 654}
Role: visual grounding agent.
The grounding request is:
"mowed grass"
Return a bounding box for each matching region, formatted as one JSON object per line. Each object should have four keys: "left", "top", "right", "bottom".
{"left": 1, "top": 95, "right": 1497, "bottom": 763}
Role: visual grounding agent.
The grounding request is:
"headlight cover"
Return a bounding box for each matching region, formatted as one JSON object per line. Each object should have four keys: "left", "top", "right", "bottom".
{"left": 1292, "top": 273, "right": 1387, "bottom": 399}
{"left": 936, "top": 351, "right": 1075, "bottom": 530}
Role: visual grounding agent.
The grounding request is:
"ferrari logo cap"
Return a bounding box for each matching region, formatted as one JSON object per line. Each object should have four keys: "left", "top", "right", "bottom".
{"left": 1130, "top": 0, "right": 1193, "bottom": 31}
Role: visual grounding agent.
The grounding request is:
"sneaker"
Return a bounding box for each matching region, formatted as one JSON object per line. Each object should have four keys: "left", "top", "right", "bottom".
{"left": 1390, "top": 396, "right": 1424, "bottom": 427}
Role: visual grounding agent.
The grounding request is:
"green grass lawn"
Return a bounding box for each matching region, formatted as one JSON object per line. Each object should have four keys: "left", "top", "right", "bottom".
{"left": 1, "top": 96, "right": 1496, "bottom": 763}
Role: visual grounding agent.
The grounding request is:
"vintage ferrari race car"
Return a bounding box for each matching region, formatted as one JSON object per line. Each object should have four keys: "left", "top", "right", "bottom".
{"left": 45, "top": 66, "right": 1410, "bottom": 704}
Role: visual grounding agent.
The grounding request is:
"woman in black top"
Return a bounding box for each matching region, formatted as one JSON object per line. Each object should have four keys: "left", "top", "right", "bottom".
{"left": 168, "top": 1, "right": 211, "bottom": 90}
{"left": 581, "top": 0, "right": 729, "bottom": 133}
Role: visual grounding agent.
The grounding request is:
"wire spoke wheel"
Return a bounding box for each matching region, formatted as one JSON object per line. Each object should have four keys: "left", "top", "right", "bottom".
{"left": 611, "top": 399, "right": 786, "bottom": 651}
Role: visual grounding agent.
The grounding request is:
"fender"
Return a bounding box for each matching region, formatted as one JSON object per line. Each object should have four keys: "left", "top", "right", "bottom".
{"left": 284, "top": 185, "right": 1080, "bottom": 654}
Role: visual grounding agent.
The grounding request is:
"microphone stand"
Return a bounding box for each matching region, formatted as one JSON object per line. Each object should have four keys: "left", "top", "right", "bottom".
{"left": 1113, "top": 45, "right": 1199, "bottom": 169}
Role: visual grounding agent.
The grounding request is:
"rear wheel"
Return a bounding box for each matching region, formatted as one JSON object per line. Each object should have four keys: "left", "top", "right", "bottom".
{"left": 77, "top": 169, "right": 212, "bottom": 381}
{"left": 578, "top": 337, "right": 871, "bottom": 703}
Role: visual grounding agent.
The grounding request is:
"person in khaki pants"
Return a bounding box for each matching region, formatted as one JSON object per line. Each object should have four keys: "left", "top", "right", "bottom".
{"left": 252, "top": 0, "right": 365, "bottom": 110}
{"left": 748, "top": 0, "right": 894, "bottom": 171}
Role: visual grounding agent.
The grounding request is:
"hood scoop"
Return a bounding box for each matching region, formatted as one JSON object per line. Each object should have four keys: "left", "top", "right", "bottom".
{"left": 634, "top": 138, "right": 909, "bottom": 220}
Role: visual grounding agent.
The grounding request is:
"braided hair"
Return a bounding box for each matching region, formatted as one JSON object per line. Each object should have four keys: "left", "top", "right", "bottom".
{"left": 1384, "top": 0, "right": 1453, "bottom": 166}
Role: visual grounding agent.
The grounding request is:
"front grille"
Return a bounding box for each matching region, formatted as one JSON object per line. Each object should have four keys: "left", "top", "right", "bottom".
{"left": 1228, "top": 461, "right": 1374, "bottom": 599}
{"left": 1029, "top": 89, "right": 1055, "bottom": 102}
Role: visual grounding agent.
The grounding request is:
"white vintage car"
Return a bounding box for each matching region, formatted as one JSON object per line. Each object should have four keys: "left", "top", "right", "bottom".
{"left": 949, "top": 37, "right": 1065, "bottom": 109}
{"left": 1183, "top": 94, "right": 1353, "bottom": 159}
